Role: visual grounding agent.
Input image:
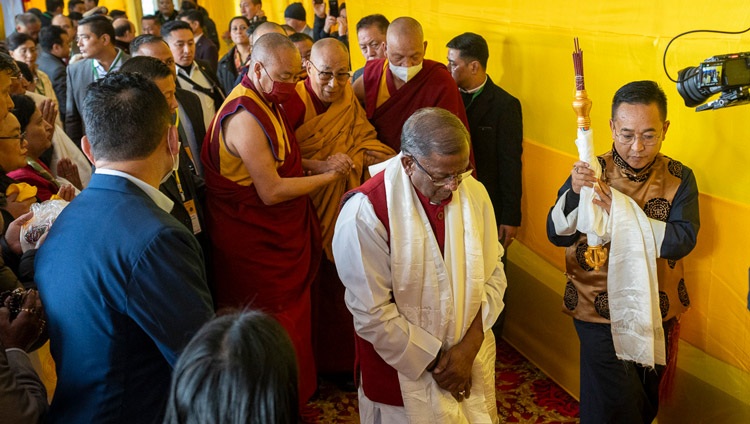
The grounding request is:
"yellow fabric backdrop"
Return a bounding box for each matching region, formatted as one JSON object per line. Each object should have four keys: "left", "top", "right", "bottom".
{"left": 343, "top": 0, "right": 750, "bottom": 369}
{"left": 345, "top": 0, "right": 750, "bottom": 416}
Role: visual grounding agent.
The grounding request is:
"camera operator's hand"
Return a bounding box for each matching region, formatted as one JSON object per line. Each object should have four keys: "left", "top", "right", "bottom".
{"left": 83, "top": 6, "right": 107, "bottom": 17}
{"left": 0, "top": 289, "right": 45, "bottom": 352}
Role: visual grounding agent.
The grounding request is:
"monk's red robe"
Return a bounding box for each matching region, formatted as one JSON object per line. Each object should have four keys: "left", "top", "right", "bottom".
{"left": 362, "top": 58, "right": 471, "bottom": 152}
{"left": 201, "top": 76, "right": 321, "bottom": 405}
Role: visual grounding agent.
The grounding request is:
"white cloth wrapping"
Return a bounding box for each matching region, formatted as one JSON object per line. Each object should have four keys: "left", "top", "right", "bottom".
{"left": 334, "top": 154, "right": 506, "bottom": 423}
{"left": 606, "top": 189, "right": 665, "bottom": 367}
{"left": 574, "top": 128, "right": 608, "bottom": 246}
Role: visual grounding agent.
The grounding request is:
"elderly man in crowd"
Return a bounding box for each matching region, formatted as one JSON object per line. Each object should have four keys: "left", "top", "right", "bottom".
{"left": 334, "top": 107, "right": 506, "bottom": 423}
{"left": 352, "top": 14, "right": 389, "bottom": 81}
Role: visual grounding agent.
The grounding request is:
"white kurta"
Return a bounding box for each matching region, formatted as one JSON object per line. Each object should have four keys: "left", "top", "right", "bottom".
{"left": 333, "top": 156, "right": 506, "bottom": 423}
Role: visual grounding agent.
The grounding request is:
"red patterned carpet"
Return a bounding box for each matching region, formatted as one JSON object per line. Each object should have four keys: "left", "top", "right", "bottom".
{"left": 304, "top": 339, "right": 580, "bottom": 423}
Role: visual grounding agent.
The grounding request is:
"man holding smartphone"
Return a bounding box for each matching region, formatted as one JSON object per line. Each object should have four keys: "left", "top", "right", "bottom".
{"left": 313, "top": 0, "right": 348, "bottom": 47}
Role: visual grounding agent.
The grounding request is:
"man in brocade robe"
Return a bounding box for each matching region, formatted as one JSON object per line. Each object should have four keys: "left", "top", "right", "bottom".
{"left": 547, "top": 81, "right": 700, "bottom": 423}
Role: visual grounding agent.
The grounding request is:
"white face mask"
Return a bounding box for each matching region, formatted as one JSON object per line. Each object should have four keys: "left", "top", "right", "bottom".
{"left": 389, "top": 61, "right": 423, "bottom": 83}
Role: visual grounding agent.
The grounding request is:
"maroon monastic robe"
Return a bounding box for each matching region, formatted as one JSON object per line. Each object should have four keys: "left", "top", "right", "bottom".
{"left": 201, "top": 77, "right": 321, "bottom": 406}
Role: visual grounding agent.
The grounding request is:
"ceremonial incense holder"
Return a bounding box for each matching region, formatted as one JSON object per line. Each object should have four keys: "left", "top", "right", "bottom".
{"left": 572, "top": 38, "right": 607, "bottom": 271}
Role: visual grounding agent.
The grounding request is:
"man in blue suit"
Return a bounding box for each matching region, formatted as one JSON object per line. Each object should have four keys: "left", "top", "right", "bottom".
{"left": 35, "top": 72, "right": 214, "bottom": 424}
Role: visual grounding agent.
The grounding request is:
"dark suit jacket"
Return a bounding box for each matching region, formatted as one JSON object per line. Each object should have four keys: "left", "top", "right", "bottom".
{"left": 0, "top": 341, "right": 48, "bottom": 423}
{"left": 159, "top": 147, "right": 206, "bottom": 244}
{"left": 194, "top": 34, "right": 218, "bottom": 73}
{"left": 36, "top": 50, "right": 67, "bottom": 118}
{"left": 65, "top": 53, "right": 131, "bottom": 146}
{"left": 175, "top": 87, "right": 207, "bottom": 169}
{"left": 35, "top": 173, "right": 214, "bottom": 424}
{"left": 464, "top": 76, "right": 523, "bottom": 227}
{"left": 155, "top": 10, "right": 178, "bottom": 24}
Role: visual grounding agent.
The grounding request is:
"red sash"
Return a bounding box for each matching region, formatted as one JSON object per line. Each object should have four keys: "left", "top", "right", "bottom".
{"left": 345, "top": 171, "right": 447, "bottom": 407}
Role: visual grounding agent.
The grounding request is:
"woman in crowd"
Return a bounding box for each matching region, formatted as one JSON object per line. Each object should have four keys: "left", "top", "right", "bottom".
{"left": 163, "top": 310, "right": 298, "bottom": 424}
{"left": 8, "top": 95, "right": 76, "bottom": 202}
{"left": 217, "top": 16, "right": 251, "bottom": 95}
{"left": 6, "top": 33, "right": 59, "bottom": 113}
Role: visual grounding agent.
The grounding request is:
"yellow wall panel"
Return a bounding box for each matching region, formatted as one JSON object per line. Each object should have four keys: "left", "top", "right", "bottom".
{"left": 345, "top": 0, "right": 750, "bottom": 375}
{"left": 346, "top": 0, "right": 750, "bottom": 203}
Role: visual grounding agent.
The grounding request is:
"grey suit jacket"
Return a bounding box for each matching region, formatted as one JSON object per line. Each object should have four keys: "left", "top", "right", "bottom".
{"left": 36, "top": 50, "right": 67, "bottom": 118}
{"left": 65, "top": 52, "right": 130, "bottom": 147}
{"left": 0, "top": 342, "right": 48, "bottom": 423}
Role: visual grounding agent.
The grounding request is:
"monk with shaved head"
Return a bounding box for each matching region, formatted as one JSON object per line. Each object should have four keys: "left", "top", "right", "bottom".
{"left": 353, "top": 17, "right": 472, "bottom": 156}
{"left": 250, "top": 21, "right": 286, "bottom": 44}
{"left": 201, "top": 32, "right": 352, "bottom": 411}
{"left": 282, "top": 38, "right": 395, "bottom": 380}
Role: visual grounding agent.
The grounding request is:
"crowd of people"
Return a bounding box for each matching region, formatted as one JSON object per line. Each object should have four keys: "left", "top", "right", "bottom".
{"left": 0, "top": 1, "right": 699, "bottom": 423}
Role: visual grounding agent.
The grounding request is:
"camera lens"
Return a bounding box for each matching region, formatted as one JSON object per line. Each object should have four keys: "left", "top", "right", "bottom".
{"left": 677, "top": 66, "right": 723, "bottom": 107}
{"left": 677, "top": 67, "right": 709, "bottom": 107}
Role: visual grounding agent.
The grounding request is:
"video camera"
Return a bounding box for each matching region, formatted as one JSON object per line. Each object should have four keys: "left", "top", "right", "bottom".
{"left": 677, "top": 52, "right": 750, "bottom": 111}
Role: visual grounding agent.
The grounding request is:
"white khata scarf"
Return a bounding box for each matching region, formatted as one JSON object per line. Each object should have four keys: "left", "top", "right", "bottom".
{"left": 575, "top": 128, "right": 665, "bottom": 368}
{"left": 371, "top": 154, "right": 500, "bottom": 423}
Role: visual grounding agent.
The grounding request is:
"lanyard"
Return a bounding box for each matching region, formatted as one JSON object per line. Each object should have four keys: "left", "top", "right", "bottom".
{"left": 171, "top": 113, "right": 185, "bottom": 202}
{"left": 173, "top": 167, "right": 186, "bottom": 202}
{"left": 91, "top": 49, "right": 123, "bottom": 80}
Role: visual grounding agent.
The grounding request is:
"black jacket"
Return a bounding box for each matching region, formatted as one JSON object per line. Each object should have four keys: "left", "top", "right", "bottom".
{"left": 217, "top": 46, "right": 240, "bottom": 95}
{"left": 463, "top": 76, "right": 523, "bottom": 227}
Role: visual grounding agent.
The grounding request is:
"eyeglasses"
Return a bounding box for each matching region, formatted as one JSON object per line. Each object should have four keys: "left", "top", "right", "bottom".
{"left": 308, "top": 62, "right": 351, "bottom": 83}
{"left": 360, "top": 40, "right": 384, "bottom": 53}
{"left": 614, "top": 128, "right": 662, "bottom": 146}
{"left": 447, "top": 59, "right": 464, "bottom": 72}
{"left": 408, "top": 155, "right": 472, "bottom": 187}
{"left": 0, "top": 132, "right": 26, "bottom": 147}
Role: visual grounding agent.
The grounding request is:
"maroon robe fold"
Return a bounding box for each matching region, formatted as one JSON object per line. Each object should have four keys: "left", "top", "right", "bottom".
{"left": 201, "top": 77, "right": 321, "bottom": 406}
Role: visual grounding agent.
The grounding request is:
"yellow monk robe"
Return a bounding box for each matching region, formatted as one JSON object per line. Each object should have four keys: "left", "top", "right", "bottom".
{"left": 284, "top": 78, "right": 396, "bottom": 259}
{"left": 283, "top": 78, "right": 395, "bottom": 375}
